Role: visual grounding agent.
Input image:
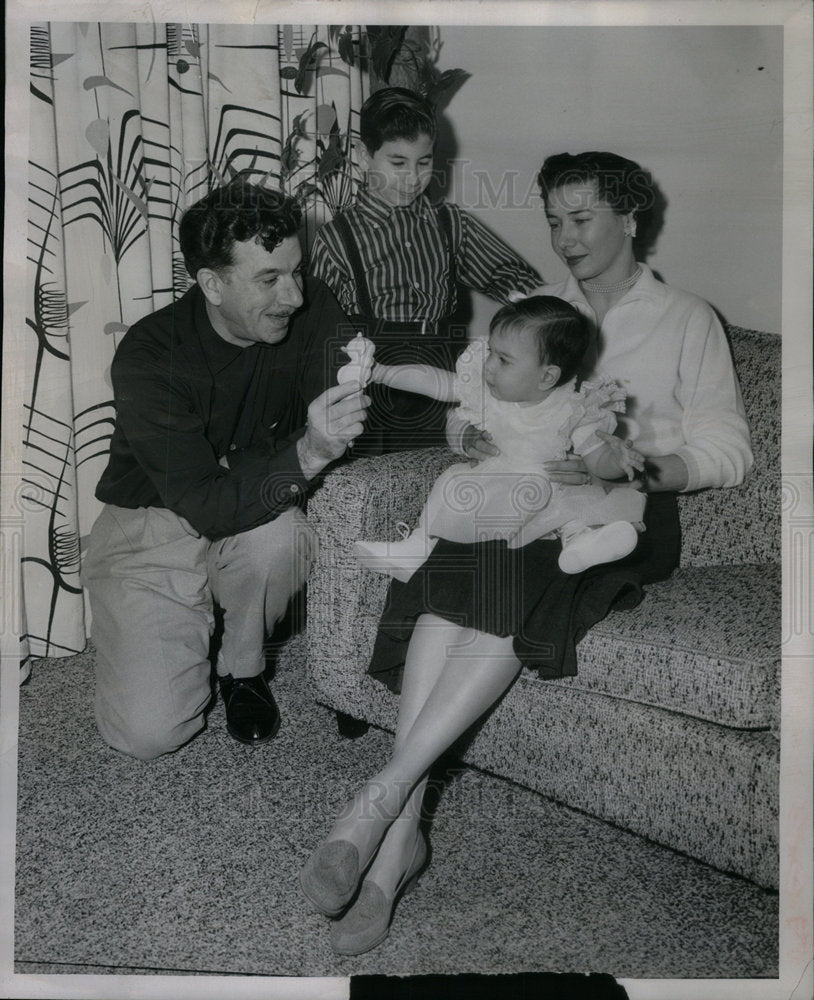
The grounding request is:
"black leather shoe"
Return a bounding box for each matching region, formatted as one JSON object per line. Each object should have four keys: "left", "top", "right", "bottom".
{"left": 219, "top": 673, "right": 281, "bottom": 745}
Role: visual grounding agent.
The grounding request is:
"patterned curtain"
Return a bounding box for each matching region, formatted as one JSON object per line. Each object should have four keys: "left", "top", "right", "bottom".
{"left": 23, "top": 21, "right": 370, "bottom": 674}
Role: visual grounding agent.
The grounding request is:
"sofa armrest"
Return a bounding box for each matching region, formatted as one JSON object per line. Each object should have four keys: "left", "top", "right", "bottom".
{"left": 305, "top": 448, "right": 456, "bottom": 711}
{"left": 308, "top": 448, "right": 456, "bottom": 545}
{"left": 679, "top": 476, "right": 780, "bottom": 568}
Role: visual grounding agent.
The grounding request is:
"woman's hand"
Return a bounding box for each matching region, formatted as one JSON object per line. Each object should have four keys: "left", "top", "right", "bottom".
{"left": 542, "top": 454, "right": 592, "bottom": 486}
{"left": 594, "top": 430, "right": 646, "bottom": 481}
{"left": 586, "top": 432, "right": 690, "bottom": 492}
{"left": 461, "top": 425, "right": 500, "bottom": 464}
{"left": 642, "top": 453, "right": 690, "bottom": 492}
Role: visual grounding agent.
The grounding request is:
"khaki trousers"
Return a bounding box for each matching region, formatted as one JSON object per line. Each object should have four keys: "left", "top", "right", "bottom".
{"left": 82, "top": 504, "right": 315, "bottom": 760}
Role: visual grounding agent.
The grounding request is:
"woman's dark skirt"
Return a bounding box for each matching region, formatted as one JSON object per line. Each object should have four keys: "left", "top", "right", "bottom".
{"left": 368, "top": 491, "right": 681, "bottom": 693}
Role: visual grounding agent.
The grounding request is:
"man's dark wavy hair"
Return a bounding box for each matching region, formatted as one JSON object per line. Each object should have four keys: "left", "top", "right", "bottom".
{"left": 489, "top": 295, "right": 589, "bottom": 386}
{"left": 537, "top": 151, "right": 655, "bottom": 217}
{"left": 359, "top": 86, "right": 437, "bottom": 154}
{"left": 179, "top": 175, "right": 302, "bottom": 279}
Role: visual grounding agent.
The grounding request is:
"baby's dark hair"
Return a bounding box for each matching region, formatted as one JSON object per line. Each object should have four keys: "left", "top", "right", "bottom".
{"left": 179, "top": 174, "right": 302, "bottom": 279}
{"left": 489, "top": 296, "right": 589, "bottom": 385}
{"left": 359, "top": 87, "right": 437, "bottom": 154}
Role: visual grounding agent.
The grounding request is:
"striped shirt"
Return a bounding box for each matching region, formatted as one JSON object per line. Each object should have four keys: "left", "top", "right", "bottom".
{"left": 309, "top": 189, "right": 541, "bottom": 323}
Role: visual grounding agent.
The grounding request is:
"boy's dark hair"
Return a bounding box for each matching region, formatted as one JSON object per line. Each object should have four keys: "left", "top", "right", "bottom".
{"left": 537, "top": 151, "right": 654, "bottom": 217}
{"left": 179, "top": 175, "right": 302, "bottom": 279}
{"left": 489, "top": 296, "right": 589, "bottom": 386}
{"left": 359, "top": 86, "right": 437, "bottom": 154}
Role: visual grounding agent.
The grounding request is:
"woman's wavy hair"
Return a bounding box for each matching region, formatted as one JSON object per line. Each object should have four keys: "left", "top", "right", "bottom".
{"left": 490, "top": 295, "right": 589, "bottom": 386}
{"left": 179, "top": 175, "right": 302, "bottom": 279}
{"left": 537, "top": 151, "right": 655, "bottom": 218}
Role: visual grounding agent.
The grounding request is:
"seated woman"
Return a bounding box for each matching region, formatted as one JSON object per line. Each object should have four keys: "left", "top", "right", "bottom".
{"left": 300, "top": 151, "right": 753, "bottom": 956}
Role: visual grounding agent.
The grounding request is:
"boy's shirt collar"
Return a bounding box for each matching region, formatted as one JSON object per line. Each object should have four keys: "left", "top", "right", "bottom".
{"left": 356, "top": 187, "right": 434, "bottom": 225}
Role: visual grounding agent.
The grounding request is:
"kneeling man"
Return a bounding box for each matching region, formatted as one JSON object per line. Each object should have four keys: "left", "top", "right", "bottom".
{"left": 83, "top": 176, "right": 367, "bottom": 760}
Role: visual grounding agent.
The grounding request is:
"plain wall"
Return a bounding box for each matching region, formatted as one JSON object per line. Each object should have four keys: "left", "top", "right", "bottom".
{"left": 433, "top": 25, "right": 782, "bottom": 334}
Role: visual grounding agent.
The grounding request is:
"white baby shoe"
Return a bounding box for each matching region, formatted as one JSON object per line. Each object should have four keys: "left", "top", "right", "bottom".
{"left": 353, "top": 523, "right": 438, "bottom": 583}
{"left": 558, "top": 521, "right": 639, "bottom": 575}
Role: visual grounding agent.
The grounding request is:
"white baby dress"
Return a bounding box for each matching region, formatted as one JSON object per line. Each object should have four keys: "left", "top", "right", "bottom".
{"left": 425, "top": 339, "right": 645, "bottom": 546}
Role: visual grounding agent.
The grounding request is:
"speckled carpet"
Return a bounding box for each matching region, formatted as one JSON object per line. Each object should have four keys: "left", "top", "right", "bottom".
{"left": 14, "top": 641, "right": 778, "bottom": 980}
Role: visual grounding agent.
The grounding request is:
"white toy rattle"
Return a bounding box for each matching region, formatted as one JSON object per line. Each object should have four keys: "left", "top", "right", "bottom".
{"left": 337, "top": 332, "right": 375, "bottom": 387}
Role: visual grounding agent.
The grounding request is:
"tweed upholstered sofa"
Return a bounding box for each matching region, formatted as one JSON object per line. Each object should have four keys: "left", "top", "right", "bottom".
{"left": 302, "top": 326, "right": 780, "bottom": 890}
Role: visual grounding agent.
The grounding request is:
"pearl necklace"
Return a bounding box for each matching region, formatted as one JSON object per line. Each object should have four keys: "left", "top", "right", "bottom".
{"left": 580, "top": 266, "right": 642, "bottom": 295}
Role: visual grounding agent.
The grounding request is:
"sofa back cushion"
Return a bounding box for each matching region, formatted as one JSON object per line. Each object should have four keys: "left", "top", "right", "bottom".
{"left": 678, "top": 327, "right": 780, "bottom": 568}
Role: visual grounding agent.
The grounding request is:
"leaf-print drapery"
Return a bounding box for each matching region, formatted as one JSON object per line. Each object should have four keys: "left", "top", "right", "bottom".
{"left": 23, "top": 22, "right": 369, "bottom": 674}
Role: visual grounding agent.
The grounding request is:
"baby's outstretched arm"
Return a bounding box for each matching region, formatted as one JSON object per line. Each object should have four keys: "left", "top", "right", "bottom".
{"left": 371, "top": 363, "right": 457, "bottom": 402}
{"left": 583, "top": 430, "right": 646, "bottom": 482}
{"left": 337, "top": 335, "right": 455, "bottom": 400}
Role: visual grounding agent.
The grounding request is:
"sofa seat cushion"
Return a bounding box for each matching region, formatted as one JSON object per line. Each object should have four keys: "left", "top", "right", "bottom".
{"left": 553, "top": 563, "right": 780, "bottom": 729}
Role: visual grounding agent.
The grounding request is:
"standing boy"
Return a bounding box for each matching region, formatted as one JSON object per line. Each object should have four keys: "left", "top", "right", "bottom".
{"left": 309, "top": 87, "right": 542, "bottom": 453}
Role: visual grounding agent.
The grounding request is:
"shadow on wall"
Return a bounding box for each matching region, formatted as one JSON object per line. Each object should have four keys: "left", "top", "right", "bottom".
{"left": 432, "top": 110, "right": 475, "bottom": 330}
{"left": 633, "top": 166, "right": 668, "bottom": 263}
{"left": 634, "top": 169, "right": 731, "bottom": 325}
{"left": 431, "top": 106, "right": 458, "bottom": 203}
